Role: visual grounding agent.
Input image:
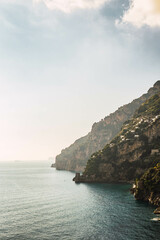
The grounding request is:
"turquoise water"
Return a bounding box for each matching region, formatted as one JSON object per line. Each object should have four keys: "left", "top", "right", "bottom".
{"left": 0, "top": 161, "right": 159, "bottom": 240}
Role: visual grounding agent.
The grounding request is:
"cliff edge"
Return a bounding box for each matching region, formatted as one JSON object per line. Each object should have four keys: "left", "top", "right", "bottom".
{"left": 55, "top": 81, "right": 160, "bottom": 172}
{"left": 73, "top": 92, "right": 160, "bottom": 183}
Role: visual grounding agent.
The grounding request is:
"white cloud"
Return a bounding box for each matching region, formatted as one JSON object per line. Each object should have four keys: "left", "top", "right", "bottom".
{"left": 122, "top": 0, "right": 160, "bottom": 27}
{"left": 34, "top": 0, "right": 109, "bottom": 13}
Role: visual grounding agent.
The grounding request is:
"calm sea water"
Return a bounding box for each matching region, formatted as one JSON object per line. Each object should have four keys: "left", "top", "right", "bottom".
{"left": 0, "top": 161, "right": 159, "bottom": 240}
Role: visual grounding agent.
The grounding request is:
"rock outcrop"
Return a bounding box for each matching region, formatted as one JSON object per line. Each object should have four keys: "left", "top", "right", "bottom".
{"left": 73, "top": 92, "right": 160, "bottom": 183}
{"left": 51, "top": 163, "right": 56, "bottom": 168}
{"left": 55, "top": 81, "right": 160, "bottom": 171}
{"left": 132, "top": 163, "right": 160, "bottom": 206}
{"left": 154, "top": 207, "right": 160, "bottom": 214}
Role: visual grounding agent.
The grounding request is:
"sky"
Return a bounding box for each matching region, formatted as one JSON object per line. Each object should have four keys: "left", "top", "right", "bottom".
{"left": 0, "top": 0, "right": 160, "bottom": 161}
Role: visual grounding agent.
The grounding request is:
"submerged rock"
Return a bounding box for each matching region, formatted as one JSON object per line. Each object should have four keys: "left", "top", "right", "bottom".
{"left": 151, "top": 217, "right": 160, "bottom": 221}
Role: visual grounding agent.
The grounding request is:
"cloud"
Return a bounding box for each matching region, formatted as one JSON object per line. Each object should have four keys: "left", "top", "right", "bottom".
{"left": 34, "top": 0, "right": 109, "bottom": 13}
{"left": 122, "top": 0, "right": 160, "bottom": 27}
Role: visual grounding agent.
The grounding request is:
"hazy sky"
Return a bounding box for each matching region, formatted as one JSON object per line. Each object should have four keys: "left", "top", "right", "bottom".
{"left": 0, "top": 0, "right": 160, "bottom": 161}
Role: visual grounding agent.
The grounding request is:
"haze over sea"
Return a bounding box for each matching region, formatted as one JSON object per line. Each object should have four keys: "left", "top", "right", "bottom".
{"left": 0, "top": 161, "right": 159, "bottom": 240}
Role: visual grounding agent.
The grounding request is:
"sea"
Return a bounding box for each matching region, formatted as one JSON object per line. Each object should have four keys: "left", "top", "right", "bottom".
{"left": 0, "top": 161, "right": 159, "bottom": 240}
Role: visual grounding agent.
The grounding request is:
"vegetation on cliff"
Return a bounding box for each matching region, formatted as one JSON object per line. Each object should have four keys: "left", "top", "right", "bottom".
{"left": 133, "top": 163, "right": 160, "bottom": 206}
{"left": 56, "top": 81, "right": 160, "bottom": 172}
{"left": 74, "top": 91, "right": 160, "bottom": 183}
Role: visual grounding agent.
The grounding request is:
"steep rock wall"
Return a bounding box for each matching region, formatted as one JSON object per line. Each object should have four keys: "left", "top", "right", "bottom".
{"left": 56, "top": 81, "right": 160, "bottom": 171}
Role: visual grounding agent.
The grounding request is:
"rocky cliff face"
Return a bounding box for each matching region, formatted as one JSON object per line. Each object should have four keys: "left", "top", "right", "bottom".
{"left": 73, "top": 92, "right": 160, "bottom": 183}
{"left": 131, "top": 163, "right": 160, "bottom": 206}
{"left": 56, "top": 81, "right": 160, "bottom": 172}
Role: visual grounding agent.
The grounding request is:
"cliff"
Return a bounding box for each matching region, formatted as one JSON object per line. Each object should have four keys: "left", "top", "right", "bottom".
{"left": 132, "top": 163, "right": 160, "bottom": 206}
{"left": 55, "top": 81, "right": 160, "bottom": 172}
{"left": 73, "top": 92, "right": 160, "bottom": 183}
